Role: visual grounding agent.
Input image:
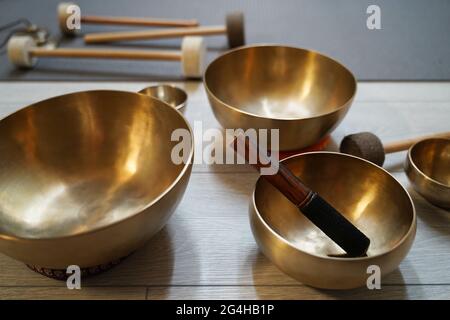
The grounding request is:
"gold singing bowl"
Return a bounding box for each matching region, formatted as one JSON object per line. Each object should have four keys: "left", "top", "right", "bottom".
{"left": 204, "top": 45, "right": 356, "bottom": 151}
{"left": 139, "top": 85, "right": 187, "bottom": 112}
{"left": 250, "top": 152, "right": 416, "bottom": 289}
{"left": 0, "top": 90, "right": 193, "bottom": 270}
{"left": 405, "top": 138, "right": 450, "bottom": 210}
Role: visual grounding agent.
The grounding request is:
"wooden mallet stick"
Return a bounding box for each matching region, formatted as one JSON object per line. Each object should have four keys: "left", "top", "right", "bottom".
{"left": 340, "top": 131, "right": 450, "bottom": 166}
{"left": 7, "top": 35, "right": 206, "bottom": 78}
{"left": 58, "top": 2, "right": 198, "bottom": 35}
{"left": 83, "top": 12, "right": 245, "bottom": 48}
{"left": 233, "top": 135, "right": 370, "bottom": 257}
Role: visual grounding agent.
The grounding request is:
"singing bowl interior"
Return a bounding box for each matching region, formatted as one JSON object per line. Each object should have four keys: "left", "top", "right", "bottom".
{"left": 139, "top": 85, "right": 187, "bottom": 111}
{"left": 251, "top": 152, "right": 416, "bottom": 289}
{"left": 205, "top": 45, "right": 355, "bottom": 119}
{"left": 406, "top": 138, "right": 450, "bottom": 209}
{"left": 0, "top": 90, "right": 192, "bottom": 239}
{"left": 204, "top": 45, "right": 356, "bottom": 151}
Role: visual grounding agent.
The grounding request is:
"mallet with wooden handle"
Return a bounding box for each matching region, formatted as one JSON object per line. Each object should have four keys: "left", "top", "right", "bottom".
{"left": 58, "top": 2, "right": 199, "bottom": 35}
{"left": 340, "top": 131, "right": 450, "bottom": 166}
{"left": 233, "top": 135, "right": 370, "bottom": 257}
{"left": 7, "top": 35, "right": 205, "bottom": 78}
{"left": 84, "top": 12, "right": 245, "bottom": 48}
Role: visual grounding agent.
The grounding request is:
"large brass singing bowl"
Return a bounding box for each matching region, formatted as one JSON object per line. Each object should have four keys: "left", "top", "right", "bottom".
{"left": 204, "top": 45, "right": 356, "bottom": 151}
{"left": 250, "top": 152, "right": 416, "bottom": 289}
{"left": 405, "top": 138, "right": 450, "bottom": 210}
{"left": 0, "top": 90, "right": 193, "bottom": 270}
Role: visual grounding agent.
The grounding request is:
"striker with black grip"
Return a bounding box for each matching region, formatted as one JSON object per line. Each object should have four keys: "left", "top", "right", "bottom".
{"left": 232, "top": 135, "right": 370, "bottom": 257}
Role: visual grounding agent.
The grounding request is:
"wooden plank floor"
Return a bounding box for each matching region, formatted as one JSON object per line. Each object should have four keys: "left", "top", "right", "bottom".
{"left": 0, "top": 81, "right": 449, "bottom": 300}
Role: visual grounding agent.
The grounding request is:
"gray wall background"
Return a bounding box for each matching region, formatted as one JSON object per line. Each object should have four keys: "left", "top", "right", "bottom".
{"left": 0, "top": 0, "right": 449, "bottom": 80}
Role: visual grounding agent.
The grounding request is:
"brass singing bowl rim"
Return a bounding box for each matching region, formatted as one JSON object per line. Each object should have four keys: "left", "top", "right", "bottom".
{"left": 0, "top": 90, "right": 194, "bottom": 242}
{"left": 252, "top": 151, "right": 417, "bottom": 262}
{"left": 204, "top": 43, "right": 357, "bottom": 121}
{"left": 407, "top": 138, "right": 450, "bottom": 189}
{"left": 138, "top": 84, "right": 187, "bottom": 111}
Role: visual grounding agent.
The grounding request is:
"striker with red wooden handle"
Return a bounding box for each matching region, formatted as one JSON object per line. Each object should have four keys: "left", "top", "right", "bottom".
{"left": 233, "top": 136, "right": 370, "bottom": 257}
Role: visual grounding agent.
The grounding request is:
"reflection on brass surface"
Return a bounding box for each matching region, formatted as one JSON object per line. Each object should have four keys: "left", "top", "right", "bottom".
{"left": 0, "top": 90, "right": 193, "bottom": 269}
{"left": 139, "top": 85, "right": 187, "bottom": 111}
{"left": 250, "top": 152, "right": 416, "bottom": 289}
{"left": 204, "top": 45, "right": 356, "bottom": 151}
{"left": 405, "top": 138, "right": 450, "bottom": 209}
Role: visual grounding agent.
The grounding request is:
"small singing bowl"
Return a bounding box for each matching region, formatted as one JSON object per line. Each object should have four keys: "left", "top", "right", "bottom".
{"left": 139, "top": 85, "right": 187, "bottom": 112}
{"left": 405, "top": 138, "right": 450, "bottom": 210}
{"left": 0, "top": 90, "right": 193, "bottom": 271}
{"left": 250, "top": 152, "right": 416, "bottom": 289}
{"left": 204, "top": 45, "right": 356, "bottom": 151}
